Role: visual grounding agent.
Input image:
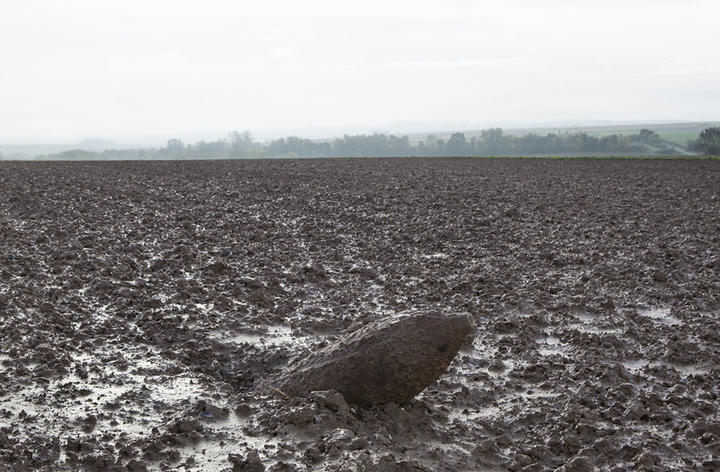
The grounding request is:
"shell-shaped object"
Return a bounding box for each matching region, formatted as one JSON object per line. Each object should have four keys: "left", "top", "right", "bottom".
{"left": 261, "top": 311, "right": 475, "bottom": 405}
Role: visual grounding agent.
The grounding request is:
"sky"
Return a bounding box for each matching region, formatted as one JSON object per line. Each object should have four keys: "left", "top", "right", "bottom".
{"left": 1, "top": 0, "right": 718, "bottom": 145}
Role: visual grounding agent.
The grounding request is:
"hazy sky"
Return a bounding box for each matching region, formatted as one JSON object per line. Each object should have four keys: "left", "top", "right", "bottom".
{"left": 1, "top": 0, "right": 718, "bottom": 144}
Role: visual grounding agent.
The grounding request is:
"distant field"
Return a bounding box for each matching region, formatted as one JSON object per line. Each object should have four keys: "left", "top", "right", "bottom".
{"left": 0, "top": 143, "right": 119, "bottom": 159}
{"left": 500, "top": 122, "right": 719, "bottom": 148}
{"left": 564, "top": 123, "right": 719, "bottom": 148}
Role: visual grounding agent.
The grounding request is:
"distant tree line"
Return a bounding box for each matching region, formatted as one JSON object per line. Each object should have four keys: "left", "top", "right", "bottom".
{"left": 38, "top": 127, "right": 706, "bottom": 160}
{"left": 153, "top": 128, "right": 661, "bottom": 158}
{"left": 689, "top": 127, "right": 720, "bottom": 155}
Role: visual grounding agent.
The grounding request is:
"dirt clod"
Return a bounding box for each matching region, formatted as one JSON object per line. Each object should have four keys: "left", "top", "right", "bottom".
{"left": 263, "top": 312, "right": 474, "bottom": 405}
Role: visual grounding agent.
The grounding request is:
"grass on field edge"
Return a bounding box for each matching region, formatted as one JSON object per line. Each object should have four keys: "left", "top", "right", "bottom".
{"left": 0, "top": 155, "right": 718, "bottom": 162}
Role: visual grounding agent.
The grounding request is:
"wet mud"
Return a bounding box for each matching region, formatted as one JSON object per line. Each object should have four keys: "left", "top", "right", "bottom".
{"left": 262, "top": 311, "right": 475, "bottom": 405}
{"left": 1, "top": 158, "right": 719, "bottom": 471}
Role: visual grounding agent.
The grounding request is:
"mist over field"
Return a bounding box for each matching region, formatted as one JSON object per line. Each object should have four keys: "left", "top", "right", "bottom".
{"left": 1, "top": 0, "right": 719, "bottom": 150}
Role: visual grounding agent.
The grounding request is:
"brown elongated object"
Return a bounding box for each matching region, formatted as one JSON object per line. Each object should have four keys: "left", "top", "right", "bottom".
{"left": 260, "top": 311, "right": 475, "bottom": 405}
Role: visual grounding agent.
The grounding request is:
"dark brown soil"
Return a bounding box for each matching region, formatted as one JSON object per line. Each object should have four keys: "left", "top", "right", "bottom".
{"left": 1, "top": 158, "right": 719, "bottom": 471}
{"left": 263, "top": 312, "right": 475, "bottom": 405}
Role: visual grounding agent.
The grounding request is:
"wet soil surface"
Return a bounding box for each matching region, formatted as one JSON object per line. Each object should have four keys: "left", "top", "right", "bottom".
{"left": 1, "top": 158, "right": 719, "bottom": 471}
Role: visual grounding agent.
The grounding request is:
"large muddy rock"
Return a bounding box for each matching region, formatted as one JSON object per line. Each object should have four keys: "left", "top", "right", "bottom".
{"left": 260, "top": 312, "right": 475, "bottom": 405}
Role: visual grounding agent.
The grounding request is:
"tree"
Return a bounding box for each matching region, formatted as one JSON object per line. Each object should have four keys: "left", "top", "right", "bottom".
{"left": 634, "top": 129, "right": 661, "bottom": 146}
{"left": 696, "top": 127, "right": 720, "bottom": 155}
{"left": 446, "top": 132, "right": 467, "bottom": 156}
{"left": 230, "top": 130, "right": 253, "bottom": 147}
{"left": 166, "top": 139, "right": 185, "bottom": 154}
{"left": 481, "top": 128, "right": 505, "bottom": 155}
{"left": 228, "top": 130, "right": 255, "bottom": 157}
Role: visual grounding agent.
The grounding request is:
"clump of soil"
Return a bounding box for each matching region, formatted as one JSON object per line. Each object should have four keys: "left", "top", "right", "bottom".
{"left": 1, "top": 158, "right": 719, "bottom": 471}
{"left": 261, "top": 311, "right": 474, "bottom": 405}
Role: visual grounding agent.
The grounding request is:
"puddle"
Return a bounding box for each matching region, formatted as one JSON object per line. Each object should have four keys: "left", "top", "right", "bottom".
{"left": 535, "top": 336, "right": 567, "bottom": 357}
{"left": 622, "top": 359, "right": 709, "bottom": 377}
{"left": 519, "top": 390, "right": 561, "bottom": 401}
{"left": 421, "top": 252, "right": 450, "bottom": 260}
{"left": 638, "top": 307, "right": 681, "bottom": 325}
{"left": 214, "top": 324, "right": 324, "bottom": 349}
{"left": 567, "top": 310, "right": 622, "bottom": 334}
{"left": 449, "top": 405, "right": 502, "bottom": 422}
{"left": 535, "top": 336, "right": 565, "bottom": 355}
{"left": 147, "top": 375, "right": 206, "bottom": 403}
{"left": 0, "top": 340, "right": 210, "bottom": 449}
{"left": 572, "top": 311, "right": 597, "bottom": 323}
{"left": 622, "top": 359, "right": 647, "bottom": 372}
{"left": 569, "top": 323, "right": 622, "bottom": 335}
{"left": 220, "top": 325, "right": 299, "bottom": 346}
{"left": 447, "top": 388, "right": 560, "bottom": 426}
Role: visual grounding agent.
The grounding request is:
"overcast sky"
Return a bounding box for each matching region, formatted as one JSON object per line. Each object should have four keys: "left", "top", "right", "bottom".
{"left": 1, "top": 0, "right": 718, "bottom": 144}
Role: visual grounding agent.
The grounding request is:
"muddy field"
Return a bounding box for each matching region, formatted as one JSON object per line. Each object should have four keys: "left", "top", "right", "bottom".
{"left": 1, "top": 158, "right": 719, "bottom": 472}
